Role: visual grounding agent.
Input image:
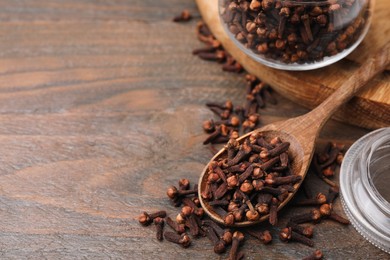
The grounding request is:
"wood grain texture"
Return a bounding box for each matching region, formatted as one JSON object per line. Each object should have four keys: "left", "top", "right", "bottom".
{"left": 0, "top": 0, "right": 387, "bottom": 259}
{"left": 196, "top": 0, "right": 390, "bottom": 129}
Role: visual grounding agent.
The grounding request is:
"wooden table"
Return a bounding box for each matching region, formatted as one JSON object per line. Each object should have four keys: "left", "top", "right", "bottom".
{"left": 0, "top": 0, "right": 388, "bottom": 259}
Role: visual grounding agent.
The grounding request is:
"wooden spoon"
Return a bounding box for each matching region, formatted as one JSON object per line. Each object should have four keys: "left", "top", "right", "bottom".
{"left": 198, "top": 43, "right": 390, "bottom": 227}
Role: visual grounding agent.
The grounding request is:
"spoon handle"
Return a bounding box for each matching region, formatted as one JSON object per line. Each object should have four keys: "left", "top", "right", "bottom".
{"left": 307, "top": 42, "right": 390, "bottom": 128}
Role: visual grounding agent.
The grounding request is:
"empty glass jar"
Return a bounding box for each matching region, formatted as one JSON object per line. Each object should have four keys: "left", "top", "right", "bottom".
{"left": 340, "top": 127, "right": 390, "bottom": 254}
{"left": 219, "top": 0, "right": 374, "bottom": 70}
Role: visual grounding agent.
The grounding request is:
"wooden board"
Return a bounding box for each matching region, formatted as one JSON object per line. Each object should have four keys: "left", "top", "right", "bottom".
{"left": 196, "top": 0, "right": 390, "bottom": 129}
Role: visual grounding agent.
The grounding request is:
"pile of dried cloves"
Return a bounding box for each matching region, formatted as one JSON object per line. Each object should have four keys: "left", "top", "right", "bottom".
{"left": 201, "top": 133, "right": 300, "bottom": 226}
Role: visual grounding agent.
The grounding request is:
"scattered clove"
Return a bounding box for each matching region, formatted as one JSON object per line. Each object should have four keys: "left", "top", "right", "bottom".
{"left": 164, "top": 232, "right": 191, "bottom": 248}
{"left": 205, "top": 226, "right": 226, "bottom": 254}
{"left": 229, "top": 231, "right": 245, "bottom": 260}
{"left": 287, "top": 221, "right": 314, "bottom": 238}
{"left": 154, "top": 217, "right": 164, "bottom": 241}
{"left": 302, "top": 249, "right": 323, "bottom": 260}
{"left": 138, "top": 210, "right": 167, "bottom": 226}
{"left": 294, "top": 192, "right": 327, "bottom": 206}
{"left": 166, "top": 216, "right": 186, "bottom": 234}
{"left": 246, "top": 229, "right": 272, "bottom": 244}
{"left": 173, "top": 9, "right": 192, "bottom": 23}
{"left": 279, "top": 227, "right": 314, "bottom": 247}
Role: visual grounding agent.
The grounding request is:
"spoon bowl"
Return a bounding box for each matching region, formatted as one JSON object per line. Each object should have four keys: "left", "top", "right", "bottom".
{"left": 199, "top": 120, "right": 312, "bottom": 226}
{"left": 198, "top": 43, "right": 390, "bottom": 227}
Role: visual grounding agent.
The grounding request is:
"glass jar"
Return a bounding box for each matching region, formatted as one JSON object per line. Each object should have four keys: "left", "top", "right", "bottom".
{"left": 340, "top": 127, "right": 390, "bottom": 254}
{"left": 219, "top": 0, "right": 374, "bottom": 70}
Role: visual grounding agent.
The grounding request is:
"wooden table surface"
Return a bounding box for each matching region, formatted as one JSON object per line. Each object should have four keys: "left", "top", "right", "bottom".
{"left": 0, "top": 0, "right": 388, "bottom": 259}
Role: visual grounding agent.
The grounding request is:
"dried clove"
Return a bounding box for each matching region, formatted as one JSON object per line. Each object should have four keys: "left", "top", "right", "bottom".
{"left": 173, "top": 9, "right": 192, "bottom": 23}
{"left": 302, "top": 249, "right": 323, "bottom": 260}
{"left": 279, "top": 227, "right": 314, "bottom": 247}
{"left": 287, "top": 221, "right": 314, "bottom": 238}
{"left": 138, "top": 210, "right": 167, "bottom": 226}
{"left": 319, "top": 204, "right": 350, "bottom": 225}
{"left": 269, "top": 197, "right": 279, "bottom": 225}
{"left": 166, "top": 216, "right": 185, "bottom": 234}
{"left": 205, "top": 226, "right": 226, "bottom": 254}
{"left": 154, "top": 217, "right": 164, "bottom": 241}
{"left": 246, "top": 229, "right": 272, "bottom": 244}
{"left": 167, "top": 186, "right": 198, "bottom": 201}
{"left": 203, "top": 220, "right": 233, "bottom": 245}
{"left": 164, "top": 232, "right": 191, "bottom": 248}
{"left": 229, "top": 231, "right": 245, "bottom": 260}
{"left": 182, "top": 197, "right": 204, "bottom": 217}
{"left": 294, "top": 192, "right": 327, "bottom": 206}
{"left": 290, "top": 209, "right": 322, "bottom": 224}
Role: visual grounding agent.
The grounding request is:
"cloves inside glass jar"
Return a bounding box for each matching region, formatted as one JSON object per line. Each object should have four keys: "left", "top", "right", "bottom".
{"left": 219, "top": 0, "right": 373, "bottom": 70}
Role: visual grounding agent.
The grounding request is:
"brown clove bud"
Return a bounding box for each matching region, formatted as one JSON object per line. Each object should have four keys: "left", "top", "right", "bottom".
{"left": 182, "top": 198, "right": 204, "bottom": 217}
{"left": 202, "top": 120, "right": 215, "bottom": 133}
{"left": 208, "top": 199, "right": 229, "bottom": 207}
{"left": 167, "top": 186, "right": 198, "bottom": 200}
{"left": 265, "top": 175, "right": 302, "bottom": 186}
{"left": 303, "top": 249, "right": 323, "bottom": 260}
{"left": 269, "top": 197, "right": 279, "bottom": 226}
{"left": 202, "top": 219, "right": 232, "bottom": 245}
{"left": 279, "top": 227, "right": 314, "bottom": 247}
{"left": 154, "top": 217, "right": 165, "bottom": 241}
{"left": 166, "top": 217, "right": 185, "bottom": 234}
{"left": 290, "top": 209, "right": 322, "bottom": 224}
{"left": 287, "top": 221, "right": 313, "bottom": 238}
{"left": 319, "top": 204, "right": 350, "bottom": 225}
{"left": 178, "top": 178, "right": 190, "bottom": 190}
{"left": 260, "top": 142, "right": 290, "bottom": 160}
{"left": 229, "top": 231, "right": 245, "bottom": 260}
{"left": 294, "top": 192, "right": 327, "bottom": 206}
{"left": 252, "top": 179, "right": 265, "bottom": 191}
{"left": 228, "top": 140, "right": 252, "bottom": 166}
{"left": 164, "top": 232, "right": 191, "bottom": 248}
{"left": 232, "top": 203, "right": 248, "bottom": 222}
{"left": 245, "top": 200, "right": 260, "bottom": 221}
{"left": 205, "top": 226, "right": 226, "bottom": 254}
{"left": 198, "top": 50, "right": 226, "bottom": 62}
{"left": 173, "top": 9, "right": 192, "bottom": 23}
{"left": 240, "top": 180, "right": 254, "bottom": 194}
{"left": 138, "top": 210, "right": 167, "bottom": 226}
{"left": 246, "top": 229, "right": 272, "bottom": 244}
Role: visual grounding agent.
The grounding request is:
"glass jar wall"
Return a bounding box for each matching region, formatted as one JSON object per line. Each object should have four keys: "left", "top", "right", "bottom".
{"left": 219, "top": 0, "right": 374, "bottom": 70}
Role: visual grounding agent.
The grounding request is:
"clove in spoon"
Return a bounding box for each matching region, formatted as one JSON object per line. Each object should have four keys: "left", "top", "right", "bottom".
{"left": 198, "top": 43, "right": 390, "bottom": 227}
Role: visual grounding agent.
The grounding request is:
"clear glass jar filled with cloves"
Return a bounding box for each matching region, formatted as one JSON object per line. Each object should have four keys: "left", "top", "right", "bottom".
{"left": 219, "top": 0, "right": 374, "bottom": 70}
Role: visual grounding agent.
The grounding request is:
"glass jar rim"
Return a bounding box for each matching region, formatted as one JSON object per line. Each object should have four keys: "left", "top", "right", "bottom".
{"left": 362, "top": 130, "right": 390, "bottom": 214}
{"left": 340, "top": 127, "right": 390, "bottom": 254}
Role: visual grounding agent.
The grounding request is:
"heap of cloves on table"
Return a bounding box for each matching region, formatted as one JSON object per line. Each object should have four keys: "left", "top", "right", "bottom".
{"left": 201, "top": 133, "right": 300, "bottom": 227}
{"left": 138, "top": 14, "right": 350, "bottom": 260}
